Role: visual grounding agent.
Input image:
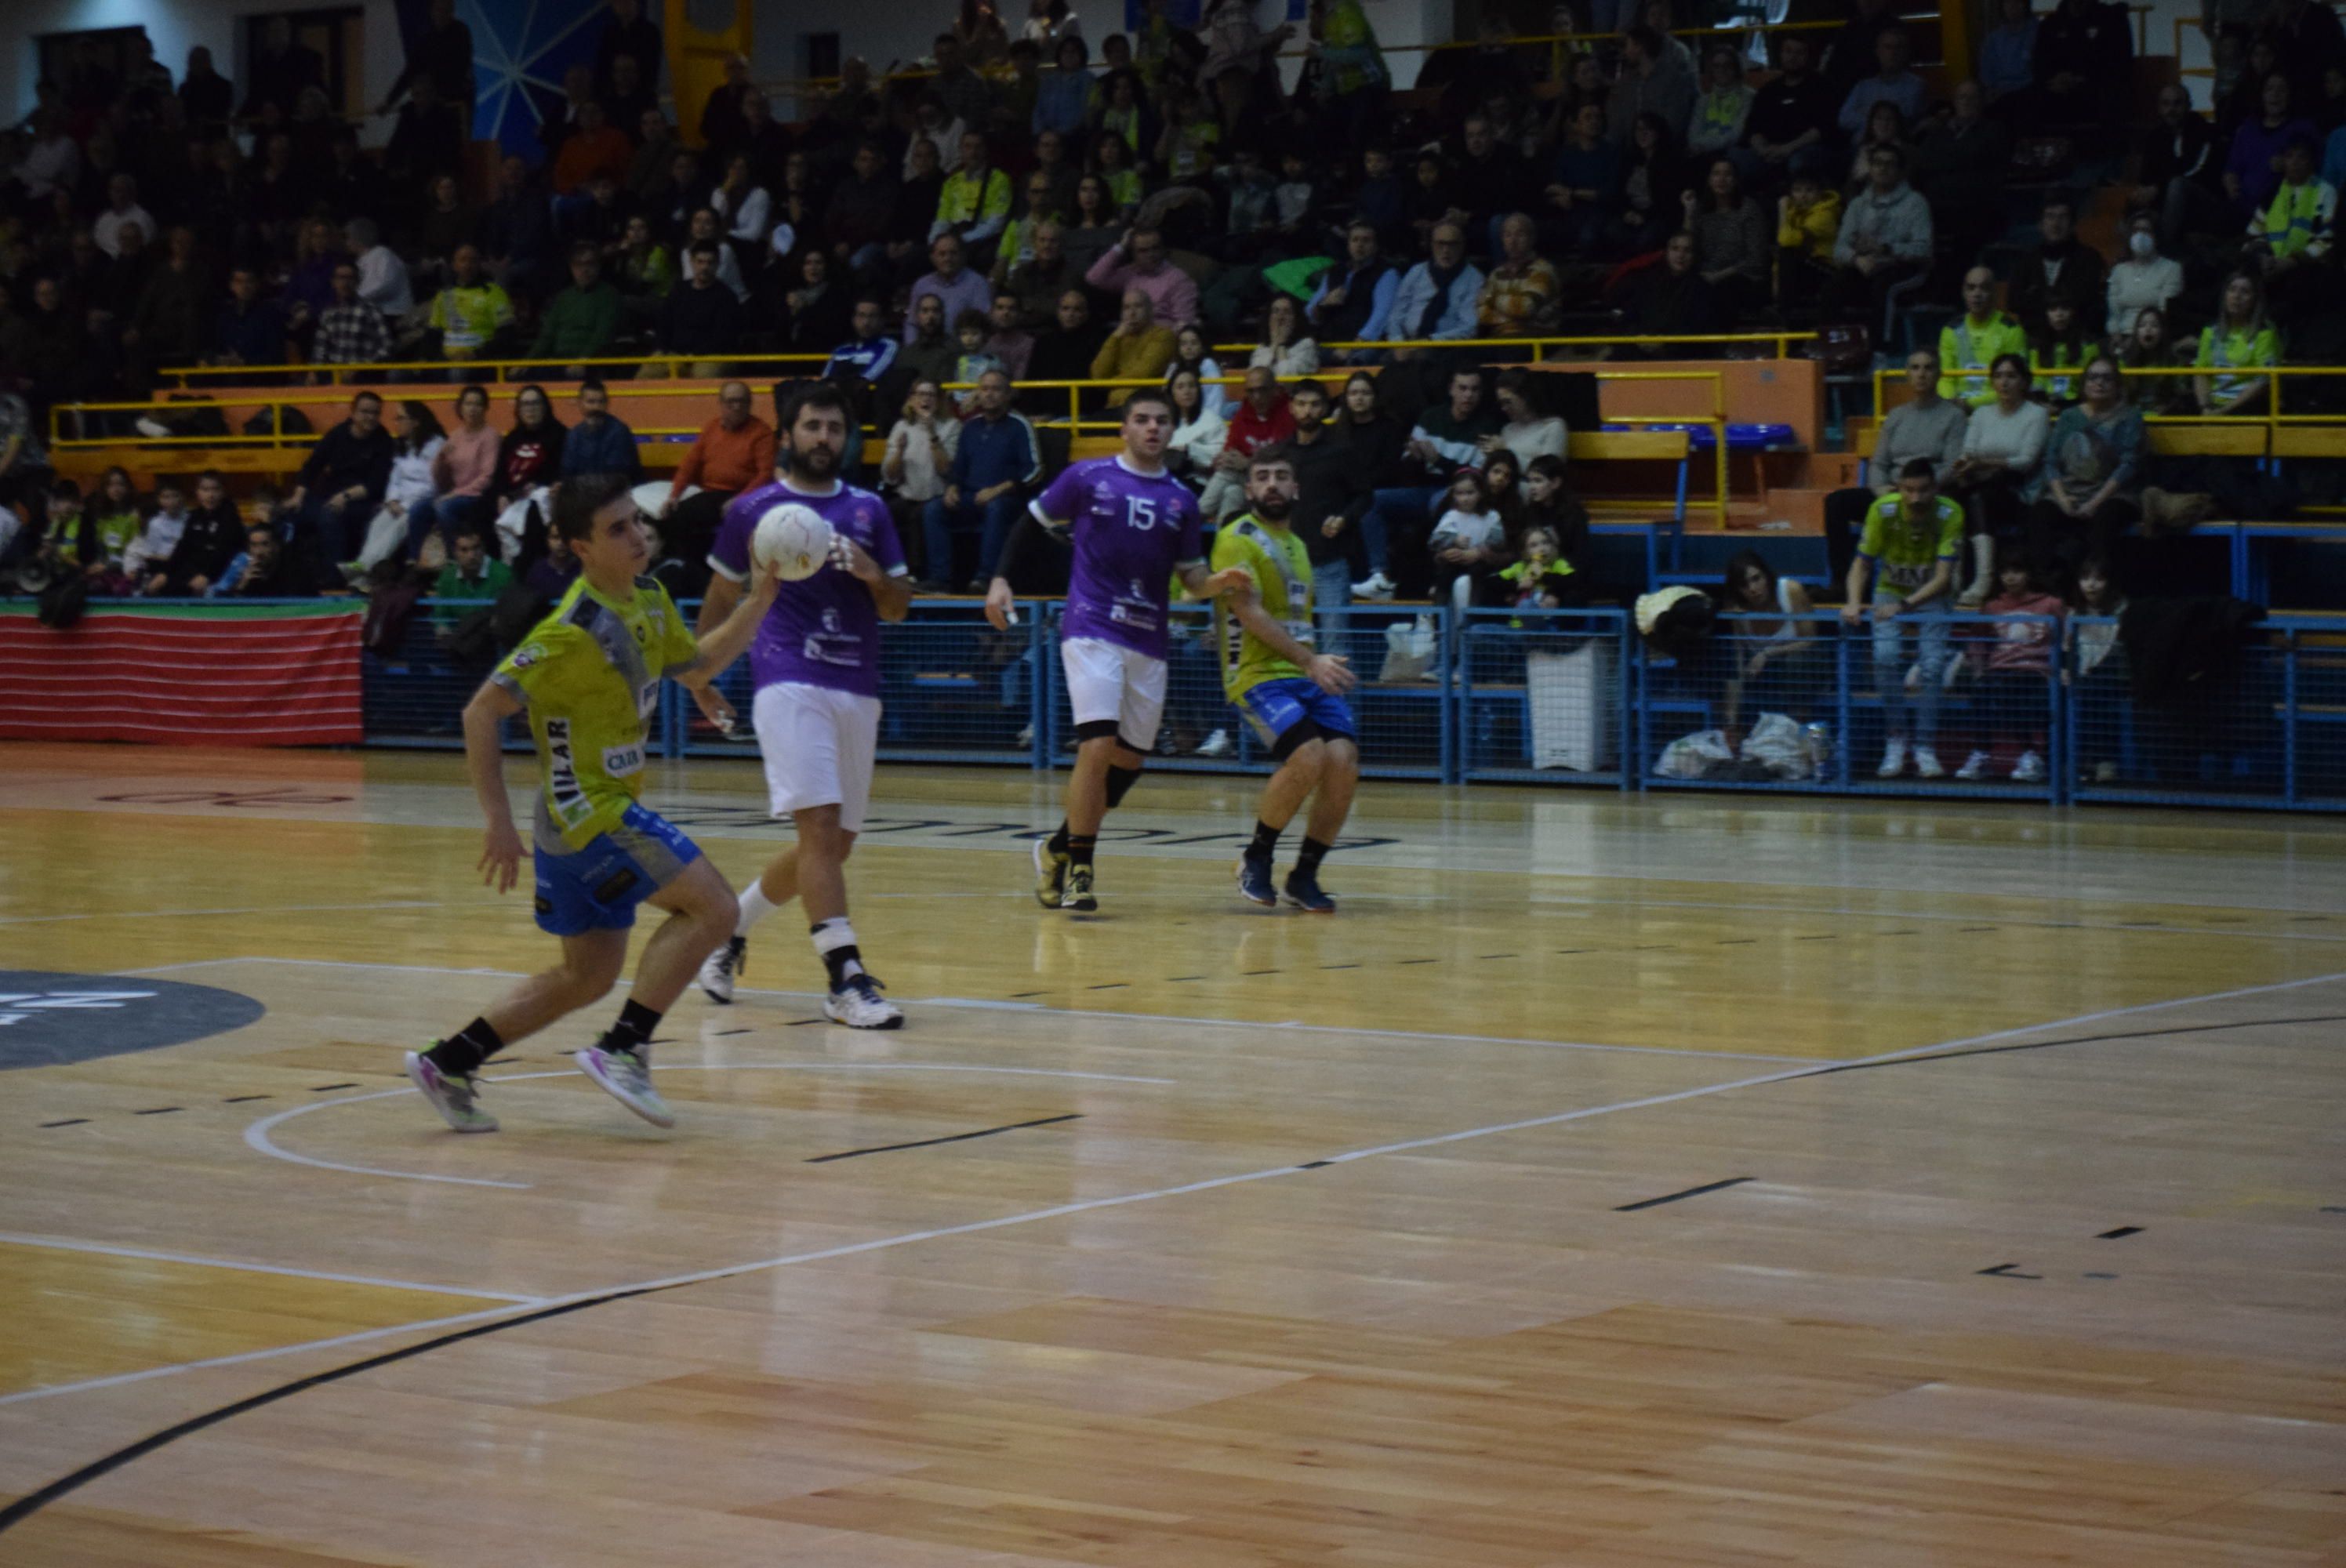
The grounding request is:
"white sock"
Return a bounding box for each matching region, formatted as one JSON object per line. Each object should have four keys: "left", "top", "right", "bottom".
{"left": 811, "top": 917, "right": 867, "bottom": 985}
{"left": 735, "top": 881, "right": 781, "bottom": 938}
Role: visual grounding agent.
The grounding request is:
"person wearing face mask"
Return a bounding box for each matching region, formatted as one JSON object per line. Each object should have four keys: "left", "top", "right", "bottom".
{"left": 2105, "top": 214, "right": 2185, "bottom": 338}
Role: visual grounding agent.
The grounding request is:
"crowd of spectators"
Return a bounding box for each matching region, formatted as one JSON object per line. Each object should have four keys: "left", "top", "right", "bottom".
{"left": 3, "top": 0, "right": 2344, "bottom": 634}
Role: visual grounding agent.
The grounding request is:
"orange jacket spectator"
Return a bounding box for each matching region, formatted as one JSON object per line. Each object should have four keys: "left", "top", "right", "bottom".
{"left": 554, "top": 125, "right": 634, "bottom": 195}
{"left": 669, "top": 412, "right": 776, "bottom": 503}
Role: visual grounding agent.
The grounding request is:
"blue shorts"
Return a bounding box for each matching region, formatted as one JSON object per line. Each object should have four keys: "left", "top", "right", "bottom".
{"left": 533, "top": 803, "right": 703, "bottom": 937}
{"left": 1239, "top": 677, "right": 1358, "bottom": 757}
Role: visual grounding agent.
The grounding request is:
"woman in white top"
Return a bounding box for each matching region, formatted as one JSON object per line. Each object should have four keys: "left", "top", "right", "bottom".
{"left": 355, "top": 401, "right": 447, "bottom": 572}
{"left": 2105, "top": 212, "right": 2184, "bottom": 337}
{"left": 1483, "top": 366, "right": 1568, "bottom": 463}
{"left": 881, "top": 379, "right": 960, "bottom": 583}
{"left": 1718, "top": 547, "right": 1819, "bottom": 741}
{"left": 1247, "top": 293, "right": 1320, "bottom": 378}
{"left": 1168, "top": 323, "right": 1233, "bottom": 419}
{"left": 1164, "top": 367, "right": 1229, "bottom": 495}
{"left": 711, "top": 154, "right": 772, "bottom": 247}
{"left": 1945, "top": 353, "right": 2048, "bottom": 604}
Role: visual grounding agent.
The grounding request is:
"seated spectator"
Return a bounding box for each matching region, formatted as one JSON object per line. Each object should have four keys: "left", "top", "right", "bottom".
{"left": 1164, "top": 324, "right": 1234, "bottom": 419}
{"left": 933, "top": 130, "right": 1012, "bottom": 253}
{"left": 125, "top": 481, "right": 188, "bottom": 592}
{"left": 432, "top": 528, "right": 514, "bottom": 631}
{"left": 493, "top": 385, "right": 567, "bottom": 517}
{"left": 1085, "top": 227, "right": 1199, "bottom": 327}
{"left": 1686, "top": 46, "right": 1755, "bottom": 162}
{"left": 289, "top": 391, "right": 393, "bottom": 568}
{"left": 1978, "top": 0, "right": 2039, "bottom": 102}
{"left": 553, "top": 100, "right": 633, "bottom": 198}
{"left": 1250, "top": 293, "right": 1320, "bottom": 377}
{"left": 2105, "top": 214, "right": 2184, "bottom": 337}
{"left": 1002, "top": 220, "right": 1080, "bottom": 329}
{"left": 879, "top": 379, "right": 959, "bottom": 574}
{"left": 529, "top": 245, "right": 623, "bottom": 374}
{"left": 663, "top": 380, "right": 774, "bottom": 565}
{"left": 210, "top": 265, "right": 288, "bottom": 372}
{"left": 1825, "top": 146, "right": 1932, "bottom": 327}
{"left": 1269, "top": 379, "right": 1374, "bottom": 629}
{"left": 1827, "top": 347, "right": 1966, "bottom": 582}
{"left": 782, "top": 249, "right": 855, "bottom": 354}
{"left": 427, "top": 245, "right": 516, "bottom": 363}
{"left": 710, "top": 153, "right": 772, "bottom": 263}
{"left": 1745, "top": 34, "right": 1836, "bottom": 180}
{"left": 26, "top": 481, "right": 96, "bottom": 587}
{"left": 410, "top": 383, "right": 499, "bottom": 557}
{"left": 1955, "top": 552, "right": 2065, "bottom": 782}
{"left": 92, "top": 174, "right": 157, "bottom": 259}
{"left": 1840, "top": 458, "right": 1962, "bottom": 781}
{"left": 314, "top": 260, "right": 394, "bottom": 368}
{"left": 1623, "top": 231, "right": 1720, "bottom": 347}
{"left": 2030, "top": 300, "right": 2092, "bottom": 405}
{"left": 1619, "top": 112, "right": 1693, "bottom": 255}
{"left": 1486, "top": 368, "right": 1568, "bottom": 463}
{"left": 2195, "top": 270, "right": 2281, "bottom": 414}
{"left": 2226, "top": 74, "right": 2317, "bottom": 219}
{"left": 1945, "top": 354, "right": 2049, "bottom": 601}
{"left": 2114, "top": 305, "right": 2188, "bottom": 413}
{"left": 906, "top": 234, "right": 993, "bottom": 342}
{"left": 1838, "top": 27, "right": 1924, "bottom": 138}
{"left": 1478, "top": 214, "right": 1561, "bottom": 337}
{"left": 993, "top": 170, "right": 1068, "bottom": 284}
{"left": 345, "top": 217, "right": 414, "bottom": 321}
{"left": 1941, "top": 267, "right": 2029, "bottom": 407}
{"left": 950, "top": 310, "right": 1008, "bottom": 408}
{"left": 1684, "top": 158, "right": 1768, "bottom": 320}
{"left": 1090, "top": 288, "right": 1178, "bottom": 403}
{"left": 1059, "top": 173, "right": 1124, "bottom": 280}
{"left": 1428, "top": 468, "right": 1508, "bottom": 612}
{"left": 1304, "top": 220, "right": 1400, "bottom": 358}
{"left": 211, "top": 521, "right": 318, "bottom": 597}
{"left": 350, "top": 400, "right": 447, "bottom": 575}
{"left": 985, "top": 290, "right": 1036, "bottom": 380}
{"left": 1033, "top": 34, "right": 1095, "bottom": 137}
{"left": 2068, "top": 554, "right": 2130, "bottom": 781}
{"left": 478, "top": 155, "right": 555, "bottom": 297}
{"left": 1607, "top": 26, "right": 1696, "bottom": 151}
{"left": 2010, "top": 0, "right": 2134, "bottom": 143}
{"left": 1716, "top": 548, "right": 1820, "bottom": 743}
{"left": 157, "top": 470, "right": 243, "bottom": 595}
{"left": 2244, "top": 133, "right": 2337, "bottom": 320}
{"left": 2010, "top": 196, "right": 2107, "bottom": 332}
{"left": 525, "top": 527, "right": 583, "bottom": 597}
{"left": 1911, "top": 82, "right": 2010, "bottom": 261}
{"left": 1774, "top": 168, "right": 1841, "bottom": 313}
{"left": 899, "top": 292, "right": 961, "bottom": 387}
{"left": 823, "top": 296, "right": 902, "bottom": 384}
{"left": 1028, "top": 288, "right": 1104, "bottom": 382}
{"left": 2025, "top": 354, "right": 2143, "bottom": 575}
{"left": 824, "top": 141, "right": 901, "bottom": 278}
{"left": 1846, "top": 100, "right": 1916, "bottom": 194}
{"left": 1359, "top": 365, "right": 1502, "bottom": 597}
{"left": 681, "top": 206, "right": 751, "bottom": 300}
{"left": 2140, "top": 82, "right": 2228, "bottom": 248}
{"left": 921, "top": 368, "right": 1040, "bottom": 590}
{"left": 1164, "top": 367, "right": 1229, "bottom": 493}
{"left": 1520, "top": 453, "right": 1591, "bottom": 579}
{"left": 1385, "top": 223, "right": 1486, "bottom": 348}
{"left": 560, "top": 379, "right": 642, "bottom": 484}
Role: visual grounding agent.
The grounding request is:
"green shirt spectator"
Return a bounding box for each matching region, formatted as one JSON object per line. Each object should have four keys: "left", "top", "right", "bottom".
{"left": 528, "top": 247, "right": 623, "bottom": 363}
{"left": 432, "top": 536, "right": 514, "bottom": 629}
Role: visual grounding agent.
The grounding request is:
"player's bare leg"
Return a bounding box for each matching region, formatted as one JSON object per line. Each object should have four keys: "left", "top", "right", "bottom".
{"left": 576, "top": 858, "right": 739, "bottom": 1126}
{"left": 1240, "top": 736, "right": 1357, "bottom": 913}
{"left": 716, "top": 804, "right": 899, "bottom": 1026}
{"left": 1238, "top": 738, "right": 1326, "bottom": 906}
{"left": 1048, "top": 735, "right": 1143, "bottom": 912}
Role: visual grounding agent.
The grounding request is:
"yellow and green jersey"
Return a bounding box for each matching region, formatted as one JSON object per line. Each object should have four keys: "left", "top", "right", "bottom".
{"left": 491, "top": 575, "right": 699, "bottom": 851}
{"left": 1210, "top": 514, "right": 1313, "bottom": 701}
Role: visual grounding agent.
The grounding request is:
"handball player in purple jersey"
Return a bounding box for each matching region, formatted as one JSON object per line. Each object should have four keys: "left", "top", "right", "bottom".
{"left": 693, "top": 382, "right": 915, "bottom": 1028}
{"left": 985, "top": 387, "right": 1251, "bottom": 912}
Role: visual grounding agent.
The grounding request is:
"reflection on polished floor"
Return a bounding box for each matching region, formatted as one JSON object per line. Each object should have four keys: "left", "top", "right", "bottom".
{"left": 2, "top": 743, "right": 2342, "bottom": 1566}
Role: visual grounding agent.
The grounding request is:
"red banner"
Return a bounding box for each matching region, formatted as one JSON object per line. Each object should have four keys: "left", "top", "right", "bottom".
{"left": 0, "top": 604, "right": 365, "bottom": 746}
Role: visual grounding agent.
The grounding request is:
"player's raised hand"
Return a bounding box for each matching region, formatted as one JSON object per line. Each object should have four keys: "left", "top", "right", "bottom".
{"left": 1306, "top": 652, "right": 1356, "bottom": 695}
{"left": 479, "top": 820, "right": 524, "bottom": 894}
{"left": 831, "top": 532, "right": 880, "bottom": 583}
{"left": 983, "top": 576, "right": 1017, "bottom": 630}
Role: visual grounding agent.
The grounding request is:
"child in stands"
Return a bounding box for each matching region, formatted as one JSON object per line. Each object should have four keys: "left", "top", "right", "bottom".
{"left": 1959, "top": 553, "right": 2066, "bottom": 782}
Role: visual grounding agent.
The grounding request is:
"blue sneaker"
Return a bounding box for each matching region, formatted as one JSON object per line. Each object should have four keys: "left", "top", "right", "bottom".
{"left": 1282, "top": 867, "right": 1336, "bottom": 914}
{"left": 1235, "top": 855, "right": 1277, "bottom": 907}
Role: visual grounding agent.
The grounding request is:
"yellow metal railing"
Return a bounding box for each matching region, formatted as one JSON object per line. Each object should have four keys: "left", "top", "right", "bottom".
{"left": 1865, "top": 362, "right": 2346, "bottom": 464}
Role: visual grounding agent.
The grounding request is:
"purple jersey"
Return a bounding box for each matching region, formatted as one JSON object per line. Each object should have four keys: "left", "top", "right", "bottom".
{"left": 1031, "top": 456, "right": 1205, "bottom": 660}
{"left": 712, "top": 477, "right": 907, "bottom": 698}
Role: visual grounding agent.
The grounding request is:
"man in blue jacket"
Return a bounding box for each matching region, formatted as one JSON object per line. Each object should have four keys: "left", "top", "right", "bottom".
{"left": 920, "top": 368, "right": 1040, "bottom": 591}
{"left": 559, "top": 378, "right": 644, "bottom": 486}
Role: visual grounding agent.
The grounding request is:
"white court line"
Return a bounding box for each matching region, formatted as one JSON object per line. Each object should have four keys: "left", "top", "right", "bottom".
{"left": 243, "top": 1061, "right": 1178, "bottom": 1189}
{"left": 12, "top": 965, "right": 2339, "bottom": 1410}
{"left": 0, "top": 900, "right": 473, "bottom": 927}
{"left": 0, "top": 1232, "right": 546, "bottom": 1305}
{"left": 132, "top": 956, "right": 1802, "bottom": 1064}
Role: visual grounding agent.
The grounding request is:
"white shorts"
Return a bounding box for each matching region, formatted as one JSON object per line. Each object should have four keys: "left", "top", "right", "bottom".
{"left": 752, "top": 682, "right": 881, "bottom": 832}
{"left": 1061, "top": 636, "right": 1168, "bottom": 752}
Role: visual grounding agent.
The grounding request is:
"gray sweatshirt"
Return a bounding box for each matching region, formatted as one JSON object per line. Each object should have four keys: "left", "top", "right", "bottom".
{"left": 1872, "top": 396, "right": 1967, "bottom": 489}
{"left": 1832, "top": 180, "right": 1934, "bottom": 265}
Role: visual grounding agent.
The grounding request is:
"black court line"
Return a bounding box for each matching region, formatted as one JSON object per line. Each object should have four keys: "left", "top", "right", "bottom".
{"left": 1008, "top": 991, "right": 1047, "bottom": 999}
{"left": 38, "top": 1119, "right": 89, "bottom": 1129}
{"left": 1243, "top": 968, "right": 1280, "bottom": 976}
{"left": 1614, "top": 1175, "right": 1754, "bottom": 1212}
{"left": 1297, "top": 1160, "right": 1332, "bottom": 1170}
{"left": 1397, "top": 958, "right": 1439, "bottom": 965}
{"left": 785, "top": 1018, "right": 828, "bottom": 1027}
{"left": 710, "top": 1029, "right": 754, "bottom": 1037}
{"left": 222, "top": 1094, "right": 270, "bottom": 1104}
{"left": 131, "top": 1107, "right": 181, "bottom": 1116}
{"left": 308, "top": 1083, "right": 359, "bottom": 1093}
{"left": 1715, "top": 938, "right": 1756, "bottom": 946}
{"left": 1977, "top": 1263, "right": 2043, "bottom": 1279}
{"left": 1167, "top": 975, "right": 1206, "bottom": 982}
{"left": 2097, "top": 1225, "right": 2144, "bottom": 1240}
{"left": 1086, "top": 982, "right": 1128, "bottom": 991}
{"left": 1807, "top": 1014, "right": 2346, "bottom": 1078}
{"left": 805, "top": 1112, "right": 1081, "bottom": 1164}
{"left": 1319, "top": 964, "right": 1360, "bottom": 971}
{"left": 1479, "top": 953, "right": 1517, "bottom": 960}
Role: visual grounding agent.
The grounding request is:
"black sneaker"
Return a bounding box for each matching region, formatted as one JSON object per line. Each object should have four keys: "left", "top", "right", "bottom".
{"left": 1235, "top": 855, "right": 1277, "bottom": 907}
{"left": 1062, "top": 863, "right": 1097, "bottom": 912}
{"left": 1282, "top": 867, "right": 1336, "bottom": 913}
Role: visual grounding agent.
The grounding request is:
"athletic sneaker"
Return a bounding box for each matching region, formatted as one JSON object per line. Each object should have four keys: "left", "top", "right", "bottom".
{"left": 1236, "top": 855, "right": 1277, "bottom": 906}
{"left": 1195, "top": 729, "right": 1233, "bottom": 757}
{"left": 1352, "top": 570, "right": 1397, "bottom": 601}
{"left": 577, "top": 1044, "right": 674, "bottom": 1128}
{"left": 1283, "top": 867, "right": 1336, "bottom": 914}
{"left": 1876, "top": 738, "right": 1908, "bottom": 779}
{"left": 824, "top": 974, "right": 905, "bottom": 1029}
{"left": 697, "top": 935, "right": 746, "bottom": 1004}
{"left": 1955, "top": 749, "right": 1991, "bottom": 781}
{"left": 2011, "top": 750, "right": 2046, "bottom": 782}
{"left": 405, "top": 1048, "right": 498, "bottom": 1134}
{"left": 1033, "top": 836, "right": 1070, "bottom": 908}
{"left": 1062, "top": 863, "right": 1098, "bottom": 912}
{"left": 1913, "top": 746, "right": 1946, "bottom": 779}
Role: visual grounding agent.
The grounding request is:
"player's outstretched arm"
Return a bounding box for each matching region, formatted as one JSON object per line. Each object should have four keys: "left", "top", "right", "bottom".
{"left": 677, "top": 559, "right": 782, "bottom": 690}
{"left": 461, "top": 681, "right": 528, "bottom": 894}
{"left": 1178, "top": 561, "right": 1256, "bottom": 602}
{"left": 984, "top": 509, "right": 1068, "bottom": 630}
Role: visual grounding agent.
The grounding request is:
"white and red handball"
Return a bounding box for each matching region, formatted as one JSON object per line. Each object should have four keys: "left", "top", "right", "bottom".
{"left": 751, "top": 503, "right": 834, "bottom": 581}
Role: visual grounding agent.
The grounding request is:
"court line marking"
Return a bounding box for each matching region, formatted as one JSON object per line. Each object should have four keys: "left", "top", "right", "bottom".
{"left": 13, "top": 966, "right": 2337, "bottom": 1411}
{"left": 242, "top": 1061, "right": 1178, "bottom": 1189}
{"left": 125, "top": 957, "right": 1804, "bottom": 1064}
{"left": 0, "top": 1232, "right": 547, "bottom": 1305}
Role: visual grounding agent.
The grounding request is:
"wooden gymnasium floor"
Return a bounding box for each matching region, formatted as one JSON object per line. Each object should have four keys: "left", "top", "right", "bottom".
{"left": 2, "top": 741, "right": 2344, "bottom": 1566}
